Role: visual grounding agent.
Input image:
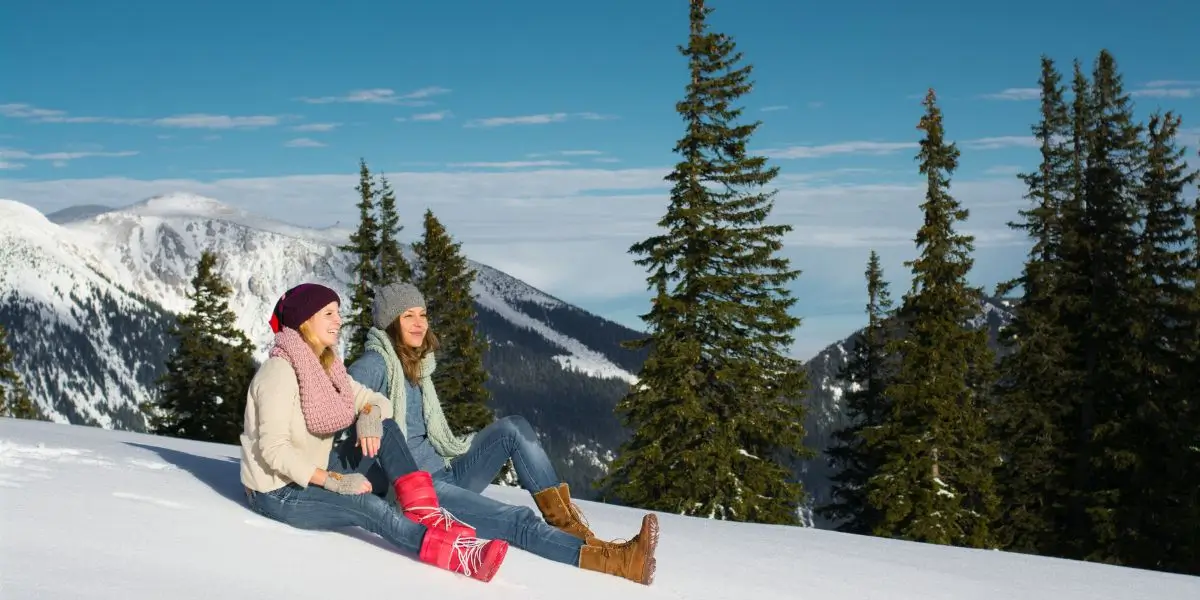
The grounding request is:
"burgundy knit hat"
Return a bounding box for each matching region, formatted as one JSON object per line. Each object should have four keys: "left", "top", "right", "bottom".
{"left": 269, "top": 283, "right": 341, "bottom": 333}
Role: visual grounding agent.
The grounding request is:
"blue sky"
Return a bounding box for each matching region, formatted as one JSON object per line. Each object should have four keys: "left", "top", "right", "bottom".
{"left": 2, "top": 0, "right": 1199, "bottom": 358}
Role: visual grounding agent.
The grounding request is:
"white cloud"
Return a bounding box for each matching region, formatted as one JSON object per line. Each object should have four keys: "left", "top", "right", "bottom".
{"left": 446, "top": 160, "right": 571, "bottom": 168}
{"left": 0, "top": 161, "right": 25, "bottom": 170}
{"left": 0, "top": 148, "right": 139, "bottom": 165}
{"left": 962, "top": 136, "right": 1038, "bottom": 150}
{"left": 464, "top": 112, "right": 617, "bottom": 128}
{"left": 594, "top": 157, "right": 621, "bottom": 163}
{"left": 407, "top": 110, "right": 452, "bottom": 122}
{"left": 759, "top": 141, "right": 918, "bottom": 159}
{"left": 760, "top": 135, "right": 1039, "bottom": 159}
{"left": 807, "top": 101, "right": 824, "bottom": 109}
{"left": 0, "top": 103, "right": 282, "bottom": 129}
{"left": 981, "top": 88, "right": 1041, "bottom": 101}
{"left": 291, "top": 122, "right": 342, "bottom": 132}
{"left": 297, "top": 86, "right": 450, "bottom": 105}
{"left": 283, "top": 138, "right": 325, "bottom": 148}
{"left": 761, "top": 105, "right": 788, "bottom": 111}
{"left": 0, "top": 166, "right": 1031, "bottom": 359}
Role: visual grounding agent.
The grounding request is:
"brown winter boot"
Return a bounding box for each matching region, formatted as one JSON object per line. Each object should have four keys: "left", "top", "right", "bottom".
{"left": 577, "top": 513, "right": 659, "bottom": 585}
{"left": 533, "top": 483, "right": 594, "bottom": 541}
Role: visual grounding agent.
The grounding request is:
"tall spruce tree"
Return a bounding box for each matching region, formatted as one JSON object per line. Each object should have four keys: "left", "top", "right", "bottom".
{"left": 376, "top": 173, "right": 414, "bottom": 285}
{"left": 412, "top": 208, "right": 494, "bottom": 435}
{"left": 143, "top": 251, "right": 256, "bottom": 443}
{"left": 340, "top": 158, "right": 382, "bottom": 363}
{"left": 0, "top": 323, "right": 44, "bottom": 420}
{"left": 990, "top": 55, "right": 1074, "bottom": 554}
{"left": 819, "top": 250, "right": 894, "bottom": 534}
{"left": 1058, "top": 50, "right": 1147, "bottom": 565}
{"left": 866, "top": 89, "right": 1000, "bottom": 548}
{"left": 600, "top": 0, "right": 811, "bottom": 525}
{"left": 1125, "top": 110, "right": 1199, "bottom": 573}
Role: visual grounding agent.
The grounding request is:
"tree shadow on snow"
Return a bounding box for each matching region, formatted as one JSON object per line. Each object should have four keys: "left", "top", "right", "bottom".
{"left": 123, "top": 442, "right": 246, "bottom": 508}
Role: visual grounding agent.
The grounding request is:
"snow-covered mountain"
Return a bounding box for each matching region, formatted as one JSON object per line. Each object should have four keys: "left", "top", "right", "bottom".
{"left": 0, "top": 194, "right": 645, "bottom": 498}
{"left": 6, "top": 417, "right": 1195, "bottom": 599}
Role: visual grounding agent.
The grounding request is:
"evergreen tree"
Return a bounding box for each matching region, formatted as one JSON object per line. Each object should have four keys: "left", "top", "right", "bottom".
{"left": 990, "top": 55, "right": 1074, "bottom": 554}
{"left": 866, "top": 89, "right": 1000, "bottom": 548}
{"left": 412, "top": 208, "right": 494, "bottom": 435}
{"left": 819, "top": 250, "right": 894, "bottom": 534}
{"left": 1124, "top": 110, "right": 1199, "bottom": 573}
{"left": 339, "top": 158, "right": 381, "bottom": 363}
{"left": 142, "top": 251, "right": 257, "bottom": 443}
{"left": 1055, "top": 50, "right": 1147, "bottom": 565}
{"left": 0, "top": 323, "right": 45, "bottom": 420}
{"left": 600, "top": 0, "right": 811, "bottom": 525}
{"left": 376, "top": 173, "right": 414, "bottom": 285}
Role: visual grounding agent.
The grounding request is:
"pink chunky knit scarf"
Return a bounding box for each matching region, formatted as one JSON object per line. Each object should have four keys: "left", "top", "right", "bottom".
{"left": 269, "top": 327, "right": 356, "bottom": 436}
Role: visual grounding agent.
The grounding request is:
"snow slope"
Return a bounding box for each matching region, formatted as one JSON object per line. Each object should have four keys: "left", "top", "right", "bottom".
{"left": 2, "top": 418, "right": 1196, "bottom": 599}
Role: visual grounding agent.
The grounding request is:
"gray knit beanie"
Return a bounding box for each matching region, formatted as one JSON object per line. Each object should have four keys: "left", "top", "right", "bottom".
{"left": 372, "top": 281, "right": 427, "bottom": 330}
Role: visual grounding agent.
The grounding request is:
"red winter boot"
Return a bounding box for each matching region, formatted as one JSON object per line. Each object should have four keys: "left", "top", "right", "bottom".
{"left": 393, "top": 471, "right": 476, "bottom": 538}
{"left": 419, "top": 525, "right": 508, "bottom": 582}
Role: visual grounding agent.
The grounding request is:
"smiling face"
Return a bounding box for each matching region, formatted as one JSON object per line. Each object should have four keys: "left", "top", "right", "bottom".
{"left": 396, "top": 306, "right": 428, "bottom": 348}
{"left": 301, "top": 300, "right": 342, "bottom": 353}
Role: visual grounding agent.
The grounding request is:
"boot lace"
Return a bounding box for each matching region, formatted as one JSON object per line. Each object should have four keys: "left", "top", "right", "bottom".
{"left": 407, "top": 505, "right": 467, "bottom": 531}
{"left": 451, "top": 537, "right": 490, "bottom": 577}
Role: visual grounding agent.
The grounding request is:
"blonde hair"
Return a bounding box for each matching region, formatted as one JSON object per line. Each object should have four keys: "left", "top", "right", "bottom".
{"left": 298, "top": 320, "right": 337, "bottom": 372}
{"left": 386, "top": 318, "right": 439, "bottom": 383}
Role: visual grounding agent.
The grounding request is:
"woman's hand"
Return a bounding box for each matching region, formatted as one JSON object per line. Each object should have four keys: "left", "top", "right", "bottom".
{"left": 319, "top": 469, "right": 372, "bottom": 495}
{"left": 356, "top": 403, "right": 383, "bottom": 458}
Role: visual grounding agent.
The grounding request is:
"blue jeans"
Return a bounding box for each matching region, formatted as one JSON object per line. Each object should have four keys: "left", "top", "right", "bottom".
{"left": 446, "top": 415, "right": 560, "bottom": 494}
{"left": 429, "top": 415, "right": 584, "bottom": 566}
{"left": 246, "top": 418, "right": 427, "bottom": 554}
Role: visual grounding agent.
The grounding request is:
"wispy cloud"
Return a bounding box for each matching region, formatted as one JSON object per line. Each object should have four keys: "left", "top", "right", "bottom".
{"left": 761, "top": 105, "right": 788, "bottom": 112}
{"left": 0, "top": 147, "right": 139, "bottom": 170}
{"left": 760, "top": 135, "right": 1038, "bottom": 159}
{"left": 397, "top": 110, "right": 452, "bottom": 122}
{"left": 0, "top": 167, "right": 1028, "bottom": 359}
{"left": 0, "top": 161, "right": 25, "bottom": 170}
{"left": 446, "top": 160, "right": 571, "bottom": 168}
{"left": 297, "top": 86, "right": 450, "bottom": 106}
{"left": 283, "top": 138, "right": 325, "bottom": 148}
{"left": 961, "top": 136, "right": 1038, "bottom": 150}
{"left": 980, "top": 88, "right": 1041, "bottom": 101}
{"left": 759, "top": 141, "right": 918, "bottom": 159}
{"left": 291, "top": 122, "right": 342, "bottom": 132}
{"left": 0, "top": 103, "right": 282, "bottom": 129}
{"left": 807, "top": 101, "right": 824, "bottom": 109}
{"left": 464, "top": 112, "right": 617, "bottom": 128}
{"left": 1131, "top": 80, "right": 1200, "bottom": 99}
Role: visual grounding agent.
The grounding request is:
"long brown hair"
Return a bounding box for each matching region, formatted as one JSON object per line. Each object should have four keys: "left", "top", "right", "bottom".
{"left": 298, "top": 320, "right": 337, "bottom": 373}
{"left": 387, "top": 319, "right": 439, "bottom": 383}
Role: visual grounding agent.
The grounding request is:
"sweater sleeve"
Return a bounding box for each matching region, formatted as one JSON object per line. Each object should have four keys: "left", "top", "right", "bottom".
{"left": 350, "top": 377, "right": 394, "bottom": 420}
{"left": 251, "top": 359, "right": 319, "bottom": 488}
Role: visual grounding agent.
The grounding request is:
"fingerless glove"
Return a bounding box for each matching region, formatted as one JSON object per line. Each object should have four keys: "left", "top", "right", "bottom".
{"left": 356, "top": 403, "right": 383, "bottom": 439}
{"left": 324, "top": 471, "right": 369, "bottom": 495}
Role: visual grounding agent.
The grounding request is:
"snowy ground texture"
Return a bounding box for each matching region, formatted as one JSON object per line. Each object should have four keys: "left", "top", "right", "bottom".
{"left": 2, "top": 418, "right": 1197, "bottom": 599}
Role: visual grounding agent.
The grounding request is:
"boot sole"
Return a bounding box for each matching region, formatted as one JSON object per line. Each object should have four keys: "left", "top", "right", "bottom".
{"left": 638, "top": 513, "right": 660, "bottom": 585}
{"left": 474, "top": 540, "right": 508, "bottom": 583}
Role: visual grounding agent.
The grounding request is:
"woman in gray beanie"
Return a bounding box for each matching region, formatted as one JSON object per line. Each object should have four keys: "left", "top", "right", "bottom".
{"left": 348, "top": 280, "right": 659, "bottom": 585}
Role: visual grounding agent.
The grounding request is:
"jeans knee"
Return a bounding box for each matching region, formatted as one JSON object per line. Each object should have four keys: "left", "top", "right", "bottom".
{"left": 497, "top": 414, "right": 535, "bottom": 441}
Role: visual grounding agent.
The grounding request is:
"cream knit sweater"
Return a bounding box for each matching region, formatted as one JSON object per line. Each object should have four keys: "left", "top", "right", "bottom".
{"left": 239, "top": 356, "right": 394, "bottom": 493}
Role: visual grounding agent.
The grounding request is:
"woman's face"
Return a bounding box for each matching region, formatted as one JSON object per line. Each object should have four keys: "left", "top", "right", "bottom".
{"left": 397, "top": 307, "right": 428, "bottom": 348}
{"left": 304, "top": 301, "right": 342, "bottom": 351}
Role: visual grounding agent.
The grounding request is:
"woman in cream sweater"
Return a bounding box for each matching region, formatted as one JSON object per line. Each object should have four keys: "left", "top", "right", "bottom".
{"left": 240, "top": 282, "right": 507, "bottom": 582}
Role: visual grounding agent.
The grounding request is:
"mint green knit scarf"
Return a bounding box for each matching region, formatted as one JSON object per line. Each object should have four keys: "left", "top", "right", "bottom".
{"left": 363, "top": 327, "right": 474, "bottom": 466}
